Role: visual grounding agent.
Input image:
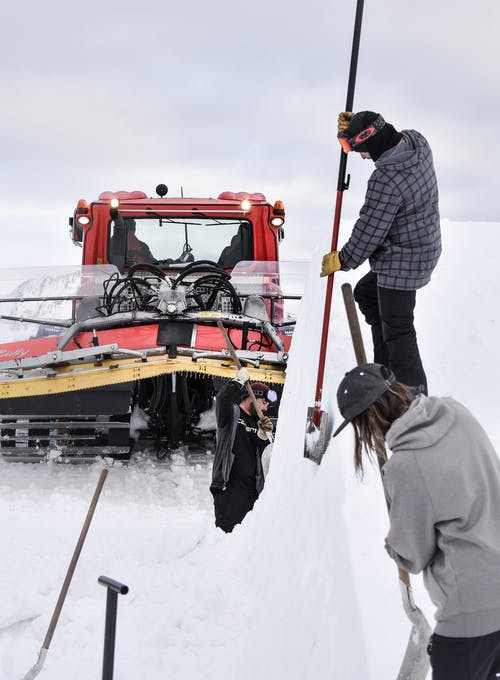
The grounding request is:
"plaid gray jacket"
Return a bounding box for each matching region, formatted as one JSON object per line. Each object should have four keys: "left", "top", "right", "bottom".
{"left": 339, "top": 130, "right": 441, "bottom": 290}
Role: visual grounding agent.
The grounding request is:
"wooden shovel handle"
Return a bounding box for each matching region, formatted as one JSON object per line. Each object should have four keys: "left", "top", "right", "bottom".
{"left": 42, "top": 468, "right": 108, "bottom": 649}
{"left": 216, "top": 320, "right": 264, "bottom": 420}
{"left": 341, "top": 283, "right": 366, "bottom": 365}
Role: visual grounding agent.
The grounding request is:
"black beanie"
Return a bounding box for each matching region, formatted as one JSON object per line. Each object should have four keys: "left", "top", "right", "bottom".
{"left": 346, "top": 111, "right": 402, "bottom": 161}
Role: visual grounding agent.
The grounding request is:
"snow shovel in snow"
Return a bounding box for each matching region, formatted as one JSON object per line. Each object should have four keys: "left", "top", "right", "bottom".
{"left": 304, "top": 0, "right": 365, "bottom": 464}
{"left": 341, "top": 282, "right": 431, "bottom": 680}
{"left": 216, "top": 320, "right": 273, "bottom": 442}
{"left": 23, "top": 468, "right": 108, "bottom": 680}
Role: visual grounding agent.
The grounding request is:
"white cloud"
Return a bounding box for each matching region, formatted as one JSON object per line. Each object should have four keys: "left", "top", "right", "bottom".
{"left": 0, "top": 0, "right": 498, "bottom": 269}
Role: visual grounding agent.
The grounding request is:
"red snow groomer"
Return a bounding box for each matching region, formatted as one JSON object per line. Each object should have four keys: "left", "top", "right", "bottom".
{"left": 0, "top": 185, "right": 303, "bottom": 461}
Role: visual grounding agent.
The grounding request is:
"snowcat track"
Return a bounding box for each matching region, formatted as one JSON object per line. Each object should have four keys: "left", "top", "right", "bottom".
{"left": 0, "top": 414, "right": 130, "bottom": 463}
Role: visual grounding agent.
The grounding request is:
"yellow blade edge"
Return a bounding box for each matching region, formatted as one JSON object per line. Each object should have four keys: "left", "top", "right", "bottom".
{"left": 0, "top": 354, "right": 285, "bottom": 400}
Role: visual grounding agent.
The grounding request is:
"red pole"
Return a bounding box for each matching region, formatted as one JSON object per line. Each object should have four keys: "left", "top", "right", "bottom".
{"left": 311, "top": 0, "right": 364, "bottom": 427}
{"left": 312, "top": 191, "right": 345, "bottom": 425}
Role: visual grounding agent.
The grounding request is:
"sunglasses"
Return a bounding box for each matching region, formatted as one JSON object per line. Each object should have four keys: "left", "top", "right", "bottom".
{"left": 337, "top": 114, "right": 385, "bottom": 153}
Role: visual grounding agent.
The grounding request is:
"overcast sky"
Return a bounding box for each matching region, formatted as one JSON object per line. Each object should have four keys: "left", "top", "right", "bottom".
{"left": 1, "top": 0, "right": 498, "bottom": 268}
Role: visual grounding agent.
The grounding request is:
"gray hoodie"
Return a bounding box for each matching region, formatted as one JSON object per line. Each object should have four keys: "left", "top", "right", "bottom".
{"left": 383, "top": 394, "right": 500, "bottom": 637}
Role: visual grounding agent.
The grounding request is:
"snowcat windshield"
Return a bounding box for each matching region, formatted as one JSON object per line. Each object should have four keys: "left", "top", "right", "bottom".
{"left": 108, "top": 216, "right": 254, "bottom": 269}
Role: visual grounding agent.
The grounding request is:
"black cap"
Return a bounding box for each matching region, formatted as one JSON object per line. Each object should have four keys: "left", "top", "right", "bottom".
{"left": 333, "top": 363, "right": 396, "bottom": 436}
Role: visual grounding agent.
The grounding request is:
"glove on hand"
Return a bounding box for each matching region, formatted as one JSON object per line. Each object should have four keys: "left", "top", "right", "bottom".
{"left": 257, "top": 416, "right": 274, "bottom": 440}
{"left": 337, "top": 111, "right": 354, "bottom": 133}
{"left": 235, "top": 367, "right": 250, "bottom": 385}
{"left": 320, "top": 251, "right": 342, "bottom": 277}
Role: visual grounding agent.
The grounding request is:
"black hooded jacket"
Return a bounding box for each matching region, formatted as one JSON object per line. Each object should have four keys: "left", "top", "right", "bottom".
{"left": 210, "top": 380, "right": 266, "bottom": 495}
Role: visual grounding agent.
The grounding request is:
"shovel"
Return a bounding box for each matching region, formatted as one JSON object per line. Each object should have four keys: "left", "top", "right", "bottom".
{"left": 23, "top": 468, "right": 108, "bottom": 679}
{"left": 304, "top": 0, "right": 365, "bottom": 464}
{"left": 216, "top": 320, "right": 273, "bottom": 442}
{"left": 341, "top": 282, "right": 431, "bottom": 680}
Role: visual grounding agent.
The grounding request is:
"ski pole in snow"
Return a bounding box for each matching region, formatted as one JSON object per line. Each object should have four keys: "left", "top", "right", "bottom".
{"left": 23, "top": 468, "right": 108, "bottom": 680}
{"left": 216, "top": 320, "right": 274, "bottom": 443}
{"left": 98, "top": 576, "right": 129, "bottom": 680}
{"left": 304, "top": 0, "right": 365, "bottom": 464}
{"left": 341, "top": 283, "right": 431, "bottom": 680}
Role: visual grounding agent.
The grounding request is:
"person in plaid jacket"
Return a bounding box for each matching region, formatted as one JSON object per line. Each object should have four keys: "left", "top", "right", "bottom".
{"left": 321, "top": 111, "right": 441, "bottom": 393}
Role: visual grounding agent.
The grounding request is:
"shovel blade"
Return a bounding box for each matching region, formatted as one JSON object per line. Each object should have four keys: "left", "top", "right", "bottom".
{"left": 23, "top": 647, "right": 47, "bottom": 680}
{"left": 304, "top": 407, "right": 330, "bottom": 464}
{"left": 397, "top": 582, "right": 432, "bottom": 680}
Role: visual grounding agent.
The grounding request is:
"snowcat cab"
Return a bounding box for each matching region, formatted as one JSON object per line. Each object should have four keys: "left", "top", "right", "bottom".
{"left": 0, "top": 186, "right": 303, "bottom": 462}
{"left": 70, "top": 184, "right": 285, "bottom": 273}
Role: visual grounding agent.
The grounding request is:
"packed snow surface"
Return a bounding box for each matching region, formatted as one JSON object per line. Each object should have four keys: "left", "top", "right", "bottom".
{"left": 0, "top": 221, "right": 498, "bottom": 679}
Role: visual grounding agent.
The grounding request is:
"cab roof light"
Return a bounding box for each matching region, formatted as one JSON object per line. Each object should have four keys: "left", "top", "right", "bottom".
{"left": 270, "top": 200, "right": 285, "bottom": 227}
{"left": 240, "top": 199, "right": 251, "bottom": 212}
{"left": 76, "top": 198, "right": 90, "bottom": 225}
{"left": 110, "top": 197, "right": 120, "bottom": 219}
{"left": 273, "top": 200, "right": 285, "bottom": 215}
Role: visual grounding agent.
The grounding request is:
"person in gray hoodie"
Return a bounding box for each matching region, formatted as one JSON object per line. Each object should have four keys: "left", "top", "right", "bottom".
{"left": 321, "top": 111, "right": 441, "bottom": 394}
{"left": 334, "top": 363, "right": 500, "bottom": 680}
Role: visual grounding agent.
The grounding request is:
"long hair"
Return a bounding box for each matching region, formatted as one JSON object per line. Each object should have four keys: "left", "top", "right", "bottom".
{"left": 351, "top": 380, "right": 418, "bottom": 476}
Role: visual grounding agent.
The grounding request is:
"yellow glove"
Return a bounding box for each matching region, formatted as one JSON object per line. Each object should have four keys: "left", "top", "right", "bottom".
{"left": 320, "top": 251, "right": 342, "bottom": 277}
{"left": 338, "top": 111, "right": 354, "bottom": 134}
{"left": 257, "top": 416, "right": 274, "bottom": 440}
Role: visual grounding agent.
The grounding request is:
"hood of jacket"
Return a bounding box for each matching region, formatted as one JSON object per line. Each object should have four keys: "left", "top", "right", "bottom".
{"left": 386, "top": 394, "right": 457, "bottom": 452}
{"left": 375, "top": 129, "right": 425, "bottom": 172}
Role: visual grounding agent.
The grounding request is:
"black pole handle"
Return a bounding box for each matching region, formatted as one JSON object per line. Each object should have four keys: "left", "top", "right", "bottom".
{"left": 99, "top": 575, "right": 128, "bottom": 680}
{"left": 98, "top": 576, "right": 129, "bottom": 595}
{"left": 337, "top": 0, "right": 365, "bottom": 192}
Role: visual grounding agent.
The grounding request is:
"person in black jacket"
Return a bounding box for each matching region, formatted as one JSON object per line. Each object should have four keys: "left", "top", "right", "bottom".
{"left": 321, "top": 111, "right": 441, "bottom": 394}
{"left": 210, "top": 368, "right": 275, "bottom": 533}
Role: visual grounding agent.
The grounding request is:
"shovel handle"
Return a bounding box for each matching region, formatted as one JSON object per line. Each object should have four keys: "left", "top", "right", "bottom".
{"left": 398, "top": 567, "right": 411, "bottom": 588}
{"left": 341, "top": 284, "right": 366, "bottom": 364}
{"left": 216, "top": 320, "right": 264, "bottom": 420}
{"left": 42, "top": 468, "right": 108, "bottom": 650}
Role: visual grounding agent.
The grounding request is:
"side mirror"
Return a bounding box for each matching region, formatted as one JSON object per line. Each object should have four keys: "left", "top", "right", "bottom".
{"left": 69, "top": 217, "right": 83, "bottom": 246}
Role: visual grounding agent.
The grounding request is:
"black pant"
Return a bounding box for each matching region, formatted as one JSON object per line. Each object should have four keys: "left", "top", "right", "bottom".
{"left": 429, "top": 630, "right": 500, "bottom": 680}
{"left": 213, "top": 485, "right": 258, "bottom": 533}
{"left": 354, "top": 271, "right": 427, "bottom": 393}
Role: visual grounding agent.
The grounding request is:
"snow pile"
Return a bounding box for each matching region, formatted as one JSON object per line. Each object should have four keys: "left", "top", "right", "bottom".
{"left": 0, "top": 221, "right": 499, "bottom": 679}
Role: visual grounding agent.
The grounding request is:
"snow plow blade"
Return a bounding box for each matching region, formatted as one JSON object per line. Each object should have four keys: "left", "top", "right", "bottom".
{"left": 0, "top": 349, "right": 286, "bottom": 400}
